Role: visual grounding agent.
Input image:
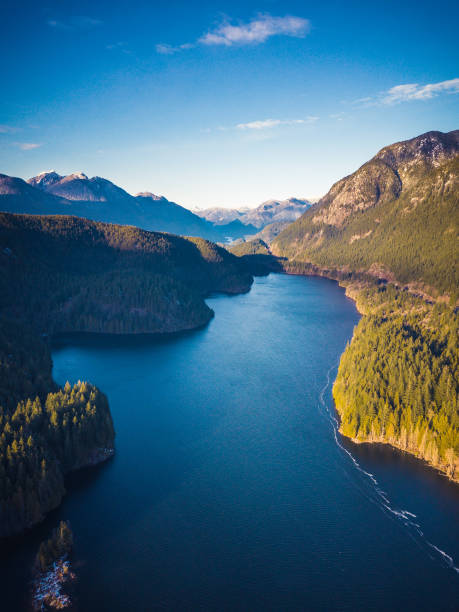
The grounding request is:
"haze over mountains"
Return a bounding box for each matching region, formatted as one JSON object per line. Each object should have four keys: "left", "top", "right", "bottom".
{"left": 196, "top": 197, "right": 312, "bottom": 229}
{"left": 0, "top": 171, "right": 255, "bottom": 242}
{"left": 0, "top": 171, "right": 313, "bottom": 243}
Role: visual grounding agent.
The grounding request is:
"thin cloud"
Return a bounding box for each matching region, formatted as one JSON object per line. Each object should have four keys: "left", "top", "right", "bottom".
{"left": 15, "top": 143, "right": 42, "bottom": 150}
{"left": 106, "top": 41, "right": 132, "bottom": 55}
{"left": 199, "top": 14, "right": 310, "bottom": 46}
{"left": 353, "top": 78, "right": 459, "bottom": 107}
{"left": 381, "top": 78, "right": 459, "bottom": 104}
{"left": 47, "top": 16, "right": 102, "bottom": 30}
{"left": 156, "top": 13, "right": 310, "bottom": 54}
{"left": 236, "top": 117, "right": 318, "bottom": 130}
{"left": 0, "top": 125, "right": 20, "bottom": 134}
{"left": 156, "top": 43, "right": 195, "bottom": 55}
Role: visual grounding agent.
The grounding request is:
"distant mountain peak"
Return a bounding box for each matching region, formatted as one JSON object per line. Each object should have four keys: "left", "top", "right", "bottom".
{"left": 197, "top": 197, "right": 312, "bottom": 229}
{"left": 135, "top": 192, "right": 167, "bottom": 201}
{"left": 28, "top": 170, "right": 63, "bottom": 189}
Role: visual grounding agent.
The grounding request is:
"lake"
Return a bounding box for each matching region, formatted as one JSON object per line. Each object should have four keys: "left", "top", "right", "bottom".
{"left": 1, "top": 273, "right": 458, "bottom": 610}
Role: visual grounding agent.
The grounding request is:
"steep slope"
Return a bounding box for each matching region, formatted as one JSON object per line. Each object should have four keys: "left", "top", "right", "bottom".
{"left": 0, "top": 174, "right": 71, "bottom": 215}
{"left": 252, "top": 220, "right": 295, "bottom": 244}
{"left": 273, "top": 129, "right": 459, "bottom": 482}
{"left": 133, "top": 192, "right": 223, "bottom": 237}
{"left": 273, "top": 130, "right": 459, "bottom": 297}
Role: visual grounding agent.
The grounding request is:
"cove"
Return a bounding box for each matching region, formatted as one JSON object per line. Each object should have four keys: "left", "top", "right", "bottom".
{"left": 1, "top": 274, "right": 458, "bottom": 610}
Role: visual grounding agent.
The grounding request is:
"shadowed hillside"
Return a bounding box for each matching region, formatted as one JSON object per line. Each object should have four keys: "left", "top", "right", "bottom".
{"left": 0, "top": 213, "right": 253, "bottom": 536}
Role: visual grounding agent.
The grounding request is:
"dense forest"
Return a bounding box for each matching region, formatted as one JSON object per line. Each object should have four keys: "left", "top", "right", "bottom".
{"left": 333, "top": 285, "right": 458, "bottom": 480}
{"left": 0, "top": 381, "right": 114, "bottom": 536}
{"left": 0, "top": 213, "right": 253, "bottom": 536}
{"left": 273, "top": 130, "right": 459, "bottom": 480}
{"left": 227, "top": 239, "right": 285, "bottom": 276}
{"left": 0, "top": 213, "right": 252, "bottom": 335}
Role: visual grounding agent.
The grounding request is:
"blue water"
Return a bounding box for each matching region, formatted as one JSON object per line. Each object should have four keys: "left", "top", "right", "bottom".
{"left": 2, "top": 274, "right": 458, "bottom": 610}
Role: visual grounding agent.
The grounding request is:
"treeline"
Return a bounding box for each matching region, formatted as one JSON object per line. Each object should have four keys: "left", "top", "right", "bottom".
{"left": 0, "top": 381, "right": 114, "bottom": 536}
{"left": 333, "top": 285, "right": 458, "bottom": 480}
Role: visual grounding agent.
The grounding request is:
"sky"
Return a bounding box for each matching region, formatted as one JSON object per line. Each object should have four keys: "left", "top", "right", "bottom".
{"left": 1, "top": 0, "right": 458, "bottom": 209}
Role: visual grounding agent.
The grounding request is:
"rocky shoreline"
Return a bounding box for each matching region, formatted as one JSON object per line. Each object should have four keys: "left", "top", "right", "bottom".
{"left": 32, "top": 558, "right": 76, "bottom": 611}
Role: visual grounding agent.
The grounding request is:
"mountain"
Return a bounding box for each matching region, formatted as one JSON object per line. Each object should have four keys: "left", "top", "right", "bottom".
{"left": 272, "top": 129, "right": 459, "bottom": 482}
{"left": 194, "top": 206, "right": 250, "bottom": 225}
{"left": 28, "top": 171, "right": 133, "bottom": 203}
{"left": 251, "top": 221, "right": 294, "bottom": 244}
{"left": 0, "top": 172, "right": 246, "bottom": 241}
{"left": 0, "top": 212, "right": 252, "bottom": 339}
{"left": 0, "top": 173, "right": 71, "bottom": 214}
{"left": 197, "top": 197, "right": 312, "bottom": 230}
{"left": 273, "top": 130, "right": 459, "bottom": 297}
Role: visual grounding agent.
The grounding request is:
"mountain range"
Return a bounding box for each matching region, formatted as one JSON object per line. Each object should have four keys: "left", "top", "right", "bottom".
{"left": 196, "top": 197, "right": 312, "bottom": 230}
{"left": 0, "top": 171, "right": 259, "bottom": 242}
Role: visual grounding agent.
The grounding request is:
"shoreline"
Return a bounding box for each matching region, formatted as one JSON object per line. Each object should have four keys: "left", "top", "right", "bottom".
{"left": 275, "top": 263, "right": 458, "bottom": 485}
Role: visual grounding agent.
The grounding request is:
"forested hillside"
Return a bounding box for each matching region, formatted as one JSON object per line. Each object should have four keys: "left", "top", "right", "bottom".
{"left": 0, "top": 213, "right": 252, "bottom": 335}
{"left": 273, "top": 131, "right": 458, "bottom": 298}
{"left": 0, "top": 213, "right": 253, "bottom": 535}
{"left": 273, "top": 130, "right": 459, "bottom": 481}
{"left": 333, "top": 285, "right": 458, "bottom": 479}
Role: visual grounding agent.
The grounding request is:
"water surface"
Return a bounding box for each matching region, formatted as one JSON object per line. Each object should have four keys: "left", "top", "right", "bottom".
{"left": 2, "top": 274, "right": 458, "bottom": 610}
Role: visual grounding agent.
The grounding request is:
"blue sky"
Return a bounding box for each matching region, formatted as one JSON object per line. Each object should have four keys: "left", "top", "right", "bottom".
{"left": 1, "top": 0, "right": 458, "bottom": 208}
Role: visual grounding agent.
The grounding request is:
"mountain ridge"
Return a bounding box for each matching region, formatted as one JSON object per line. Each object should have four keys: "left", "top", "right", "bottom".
{"left": 273, "top": 129, "right": 459, "bottom": 297}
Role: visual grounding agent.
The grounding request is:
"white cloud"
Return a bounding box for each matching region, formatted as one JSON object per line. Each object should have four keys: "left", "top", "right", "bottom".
{"left": 199, "top": 14, "right": 309, "bottom": 46}
{"left": 353, "top": 78, "right": 459, "bottom": 107}
{"left": 15, "top": 143, "right": 42, "bottom": 150}
{"left": 381, "top": 78, "right": 459, "bottom": 104}
{"left": 236, "top": 117, "right": 317, "bottom": 130}
{"left": 156, "top": 13, "right": 309, "bottom": 54}
{"left": 47, "top": 16, "right": 102, "bottom": 30}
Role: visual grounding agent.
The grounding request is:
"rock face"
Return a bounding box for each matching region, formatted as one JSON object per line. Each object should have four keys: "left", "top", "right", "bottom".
{"left": 273, "top": 129, "right": 459, "bottom": 296}
{"left": 309, "top": 130, "right": 458, "bottom": 228}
